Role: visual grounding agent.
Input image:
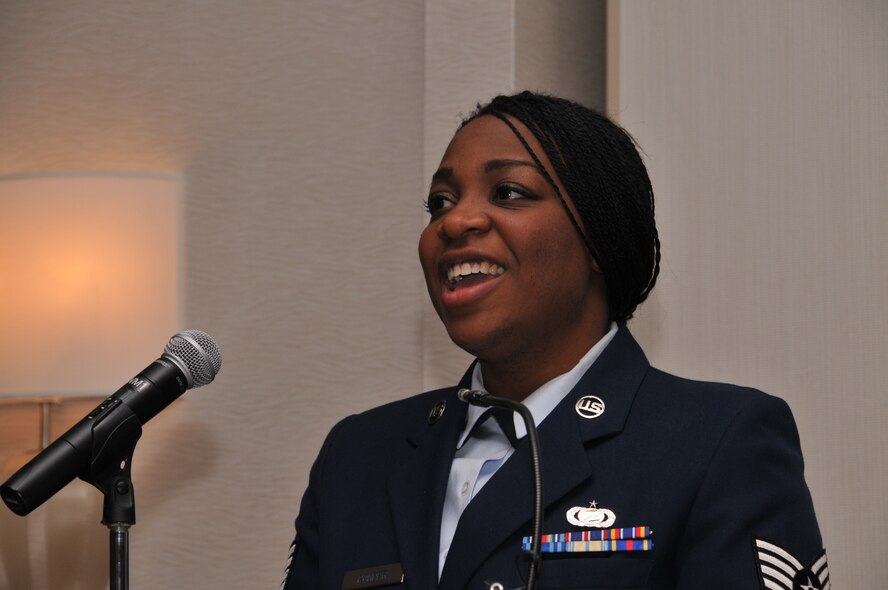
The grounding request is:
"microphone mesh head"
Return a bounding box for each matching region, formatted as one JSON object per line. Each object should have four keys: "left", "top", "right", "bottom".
{"left": 164, "top": 330, "right": 222, "bottom": 387}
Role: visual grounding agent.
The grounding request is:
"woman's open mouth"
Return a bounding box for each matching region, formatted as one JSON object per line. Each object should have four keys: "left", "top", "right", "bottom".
{"left": 437, "top": 258, "right": 507, "bottom": 308}
{"left": 446, "top": 260, "right": 505, "bottom": 291}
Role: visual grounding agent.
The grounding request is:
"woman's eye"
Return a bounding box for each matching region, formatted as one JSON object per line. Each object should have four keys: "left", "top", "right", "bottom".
{"left": 493, "top": 185, "right": 531, "bottom": 202}
{"left": 424, "top": 194, "right": 455, "bottom": 214}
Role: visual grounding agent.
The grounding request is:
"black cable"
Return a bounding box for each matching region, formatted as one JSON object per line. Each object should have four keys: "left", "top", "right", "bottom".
{"left": 458, "top": 389, "right": 544, "bottom": 590}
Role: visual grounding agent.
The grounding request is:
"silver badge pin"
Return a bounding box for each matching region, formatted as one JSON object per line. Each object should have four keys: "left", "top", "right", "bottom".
{"left": 566, "top": 500, "right": 616, "bottom": 528}
{"left": 428, "top": 400, "right": 446, "bottom": 424}
{"left": 575, "top": 395, "right": 605, "bottom": 419}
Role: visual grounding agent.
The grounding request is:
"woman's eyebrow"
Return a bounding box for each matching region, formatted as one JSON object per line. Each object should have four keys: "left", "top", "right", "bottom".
{"left": 431, "top": 159, "right": 537, "bottom": 183}
{"left": 431, "top": 167, "right": 453, "bottom": 182}
{"left": 484, "top": 159, "right": 537, "bottom": 172}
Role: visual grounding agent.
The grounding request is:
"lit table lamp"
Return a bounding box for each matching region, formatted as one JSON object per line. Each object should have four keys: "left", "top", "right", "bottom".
{"left": 0, "top": 173, "right": 179, "bottom": 589}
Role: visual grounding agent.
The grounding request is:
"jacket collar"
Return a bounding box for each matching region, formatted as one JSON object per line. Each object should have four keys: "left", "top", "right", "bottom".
{"left": 440, "top": 326, "right": 650, "bottom": 589}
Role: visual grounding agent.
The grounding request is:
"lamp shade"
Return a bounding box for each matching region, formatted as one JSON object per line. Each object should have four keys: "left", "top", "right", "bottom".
{"left": 0, "top": 173, "right": 179, "bottom": 398}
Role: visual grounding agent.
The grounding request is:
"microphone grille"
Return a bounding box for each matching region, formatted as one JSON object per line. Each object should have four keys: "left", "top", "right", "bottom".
{"left": 164, "top": 330, "right": 222, "bottom": 387}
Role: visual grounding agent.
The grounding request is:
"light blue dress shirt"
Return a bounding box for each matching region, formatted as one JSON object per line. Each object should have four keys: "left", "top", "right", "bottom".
{"left": 437, "top": 322, "right": 618, "bottom": 578}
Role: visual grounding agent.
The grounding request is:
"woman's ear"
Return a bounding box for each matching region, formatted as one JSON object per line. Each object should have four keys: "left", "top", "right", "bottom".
{"left": 589, "top": 255, "right": 603, "bottom": 275}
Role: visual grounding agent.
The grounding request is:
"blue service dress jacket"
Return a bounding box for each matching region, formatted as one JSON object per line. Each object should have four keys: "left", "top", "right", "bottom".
{"left": 282, "top": 327, "right": 827, "bottom": 589}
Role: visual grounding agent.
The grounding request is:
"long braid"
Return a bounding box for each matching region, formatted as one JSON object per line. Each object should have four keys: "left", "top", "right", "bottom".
{"left": 484, "top": 110, "right": 602, "bottom": 266}
{"left": 464, "top": 91, "right": 661, "bottom": 322}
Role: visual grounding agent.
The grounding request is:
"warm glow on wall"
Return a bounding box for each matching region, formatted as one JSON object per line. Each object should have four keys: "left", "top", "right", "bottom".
{"left": 0, "top": 173, "right": 179, "bottom": 398}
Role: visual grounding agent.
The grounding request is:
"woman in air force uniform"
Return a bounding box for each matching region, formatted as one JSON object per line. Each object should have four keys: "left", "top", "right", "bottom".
{"left": 282, "top": 91, "right": 827, "bottom": 590}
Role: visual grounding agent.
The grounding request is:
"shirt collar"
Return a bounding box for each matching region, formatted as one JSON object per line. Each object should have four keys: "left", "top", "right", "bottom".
{"left": 456, "top": 322, "right": 619, "bottom": 448}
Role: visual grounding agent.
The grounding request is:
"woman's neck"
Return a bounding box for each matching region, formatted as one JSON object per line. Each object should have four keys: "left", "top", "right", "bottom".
{"left": 478, "top": 323, "right": 610, "bottom": 401}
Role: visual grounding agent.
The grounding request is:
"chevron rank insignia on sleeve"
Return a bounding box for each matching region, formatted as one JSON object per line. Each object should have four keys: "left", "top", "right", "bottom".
{"left": 754, "top": 538, "right": 830, "bottom": 590}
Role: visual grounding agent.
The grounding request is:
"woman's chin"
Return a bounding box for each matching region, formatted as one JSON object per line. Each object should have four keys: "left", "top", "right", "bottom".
{"left": 443, "top": 320, "right": 512, "bottom": 361}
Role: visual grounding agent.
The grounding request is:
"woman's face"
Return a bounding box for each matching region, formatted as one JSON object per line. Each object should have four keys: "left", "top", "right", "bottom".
{"left": 418, "top": 115, "right": 608, "bottom": 365}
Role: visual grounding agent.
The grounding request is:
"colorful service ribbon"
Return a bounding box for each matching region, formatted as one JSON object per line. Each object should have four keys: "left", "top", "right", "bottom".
{"left": 521, "top": 526, "right": 653, "bottom": 553}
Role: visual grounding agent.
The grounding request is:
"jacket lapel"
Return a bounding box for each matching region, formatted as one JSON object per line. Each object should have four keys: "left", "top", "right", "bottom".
{"left": 439, "top": 327, "right": 650, "bottom": 590}
{"left": 386, "top": 371, "right": 473, "bottom": 589}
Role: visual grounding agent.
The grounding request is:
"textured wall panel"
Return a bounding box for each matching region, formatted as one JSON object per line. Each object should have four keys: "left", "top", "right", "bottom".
{"left": 515, "top": 0, "right": 606, "bottom": 109}
{"left": 618, "top": 1, "right": 888, "bottom": 586}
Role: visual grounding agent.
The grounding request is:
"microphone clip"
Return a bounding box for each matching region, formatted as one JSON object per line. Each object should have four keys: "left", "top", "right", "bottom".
{"left": 457, "top": 388, "right": 492, "bottom": 406}
{"left": 82, "top": 399, "right": 143, "bottom": 526}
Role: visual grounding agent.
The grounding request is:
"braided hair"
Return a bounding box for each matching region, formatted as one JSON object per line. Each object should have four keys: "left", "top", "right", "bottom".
{"left": 464, "top": 91, "right": 661, "bottom": 323}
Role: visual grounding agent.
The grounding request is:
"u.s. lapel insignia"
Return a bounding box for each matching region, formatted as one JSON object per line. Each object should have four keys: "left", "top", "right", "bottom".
{"left": 427, "top": 400, "right": 446, "bottom": 424}
{"left": 566, "top": 500, "right": 616, "bottom": 528}
{"left": 753, "top": 538, "right": 830, "bottom": 590}
{"left": 575, "top": 395, "right": 605, "bottom": 419}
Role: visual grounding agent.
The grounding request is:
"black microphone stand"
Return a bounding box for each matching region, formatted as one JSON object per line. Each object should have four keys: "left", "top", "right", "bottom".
{"left": 80, "top": 398, "right": 144, "bottom": 590}
{"left": 511, "top": 401, "right": 544, "bottom": 590}
{"left": 458, "top": 390, "right": 544, "bottom": 590}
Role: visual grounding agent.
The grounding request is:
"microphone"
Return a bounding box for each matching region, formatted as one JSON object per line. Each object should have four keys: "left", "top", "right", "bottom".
{"left": 0, "top": 330, "right": 222, "bottom": 517}
{"left": 457, "top": 389, "right": 545, "bottom": 590}
{"left": 456, "top": 388, "right": 493, "bottom": 406}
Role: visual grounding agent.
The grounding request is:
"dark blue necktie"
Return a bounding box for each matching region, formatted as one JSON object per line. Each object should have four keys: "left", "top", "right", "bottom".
{"left": 472, "top": 408, "right": 519, "bottom": 447}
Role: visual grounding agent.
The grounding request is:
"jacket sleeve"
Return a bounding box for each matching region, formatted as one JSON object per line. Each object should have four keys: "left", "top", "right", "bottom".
{"left": 281, "top": 417, "right": 351, "bottom": 589}
{"left": 675, "top": 393, "right": 827, "bottom": 589}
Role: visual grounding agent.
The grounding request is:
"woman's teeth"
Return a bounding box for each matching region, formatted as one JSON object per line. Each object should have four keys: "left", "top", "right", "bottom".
{"left": 447, "top": 261, "right": 505, "bottom": 285}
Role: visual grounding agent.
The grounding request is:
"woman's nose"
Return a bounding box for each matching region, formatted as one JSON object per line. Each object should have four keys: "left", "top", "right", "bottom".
{"left": 439, "top": 199, "right": 492, "bottom": 241}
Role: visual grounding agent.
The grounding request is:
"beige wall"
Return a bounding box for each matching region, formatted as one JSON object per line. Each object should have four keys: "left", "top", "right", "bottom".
{"left": 1, "top": 1, "right": 883, "bottom": 588}
{"left": 616, "top": 1, "right": 888, "bottom": 587}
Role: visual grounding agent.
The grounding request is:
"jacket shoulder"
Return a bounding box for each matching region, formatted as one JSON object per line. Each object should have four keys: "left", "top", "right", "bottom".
{"left": 632, "top": 367, "right": 803, "bottom": 456}
{"left": 641, "top": 366, "right": 789, "bottom": 418}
